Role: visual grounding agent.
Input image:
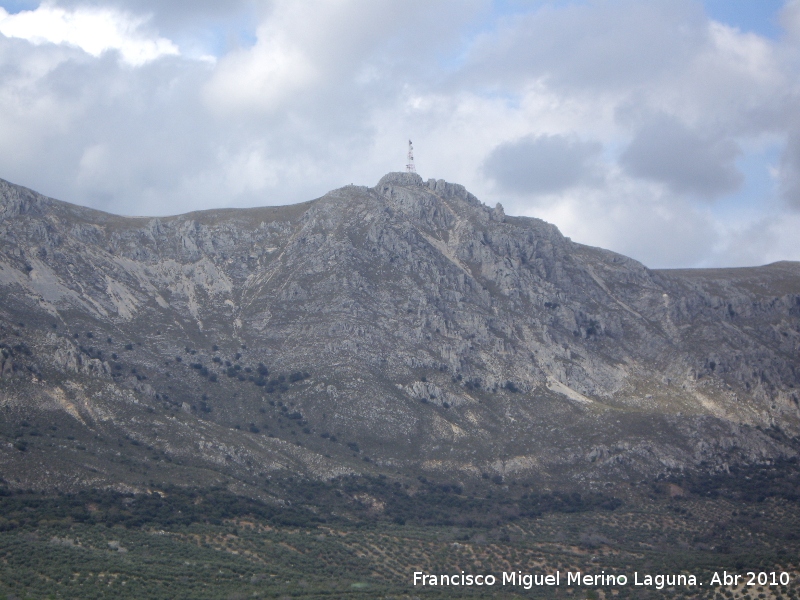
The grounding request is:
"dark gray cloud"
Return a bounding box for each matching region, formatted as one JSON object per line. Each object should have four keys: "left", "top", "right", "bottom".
{"left": 482, "top": 134, "right": 603, "bottom": 195}
{"left": 619, "top": 115, "right": 743, "bottom": 198}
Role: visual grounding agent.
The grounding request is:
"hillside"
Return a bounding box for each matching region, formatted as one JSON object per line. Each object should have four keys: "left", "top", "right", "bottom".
{"left": 1, "top": 172, "right": 799, "bottom": 495}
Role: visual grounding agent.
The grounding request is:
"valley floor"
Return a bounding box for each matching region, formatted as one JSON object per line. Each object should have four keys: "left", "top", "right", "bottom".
{"left": 0, "top": 484, "right": 798, "bottom": 600}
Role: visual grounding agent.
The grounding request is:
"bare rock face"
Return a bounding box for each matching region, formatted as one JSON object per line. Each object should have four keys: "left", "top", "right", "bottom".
{"left": 0, "top": 173, "right": 798, "bottom": 492}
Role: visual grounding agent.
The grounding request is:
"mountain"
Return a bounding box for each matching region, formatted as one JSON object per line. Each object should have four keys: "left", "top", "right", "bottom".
{"left": 1, "top": 172, "right": 799, "bottom": 495}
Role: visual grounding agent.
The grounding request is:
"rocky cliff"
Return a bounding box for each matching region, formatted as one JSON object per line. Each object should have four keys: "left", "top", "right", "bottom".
{"left": 1, "top": 173, "right": 798, "bottom": 493}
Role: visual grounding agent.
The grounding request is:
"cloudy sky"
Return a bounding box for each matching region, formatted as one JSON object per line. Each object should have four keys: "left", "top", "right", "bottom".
{"left": 1, "top": 0, "right": 799, "bottom": 268}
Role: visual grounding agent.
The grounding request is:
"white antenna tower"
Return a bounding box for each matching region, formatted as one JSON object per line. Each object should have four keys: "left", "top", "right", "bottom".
{"left": 406, "top": 139, "right": 416, "bottom": 173}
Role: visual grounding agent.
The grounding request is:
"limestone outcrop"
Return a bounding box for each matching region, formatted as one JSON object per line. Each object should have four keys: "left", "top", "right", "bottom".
{"left": 0, "top": 173, "right": 798, "bottom": 491}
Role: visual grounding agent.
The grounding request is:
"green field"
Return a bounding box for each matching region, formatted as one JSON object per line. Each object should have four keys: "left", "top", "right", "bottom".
{"left": 1, "top": 464, "right": 799, "bottom": 599}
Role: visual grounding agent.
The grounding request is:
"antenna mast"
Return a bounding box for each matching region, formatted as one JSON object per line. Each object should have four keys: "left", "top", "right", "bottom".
{"left": 406, "top": 140, "right": 416, "bottom": 173}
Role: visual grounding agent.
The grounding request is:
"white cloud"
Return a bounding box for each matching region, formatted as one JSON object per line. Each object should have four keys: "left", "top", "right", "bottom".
{"left": 461, "top": 0, "right": 709, "bottom": 92}
{"left": 710, "top": 211, "right": 800, "bottom": 267}
{"left": 0, "top": 0, "right": 799, "bottom": 268}
{"left": 522, "top": 175, "right": 720, "bottom": 269}
{"left": 204, "top": 0, "right": 484, "bottom": 113}
{"left": 0, "top": 3, "right": 179, "bottom": 66}
{"left": 781, "top": 0, "right": 800, "bottom": 40}
{"left": 203, "top": 26, "right": 317, "bottom": 113}
{"left": 779, "top": 132, "right": 800, "bottom": 208}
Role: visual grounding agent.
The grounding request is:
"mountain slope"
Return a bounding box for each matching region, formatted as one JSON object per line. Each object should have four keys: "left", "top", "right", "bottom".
{"left": 1, "top": 173, "right": 798, "bottom": 493}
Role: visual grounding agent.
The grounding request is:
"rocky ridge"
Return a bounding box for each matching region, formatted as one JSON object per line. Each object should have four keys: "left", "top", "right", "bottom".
{"left": 0, "top": 172, "right": 799, "bottom": 493}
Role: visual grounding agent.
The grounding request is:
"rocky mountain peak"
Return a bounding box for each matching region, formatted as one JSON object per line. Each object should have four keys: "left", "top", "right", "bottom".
{"left": 376, "top": 171, "right": 424, "bottom": 188}
{"left": 0, "top": 174, "right": 798, "bottom": 493}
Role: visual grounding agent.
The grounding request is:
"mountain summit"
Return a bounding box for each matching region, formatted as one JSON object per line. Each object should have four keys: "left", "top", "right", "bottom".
{"left": 0, "top": 174, "right": 798, "bottom": 492}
